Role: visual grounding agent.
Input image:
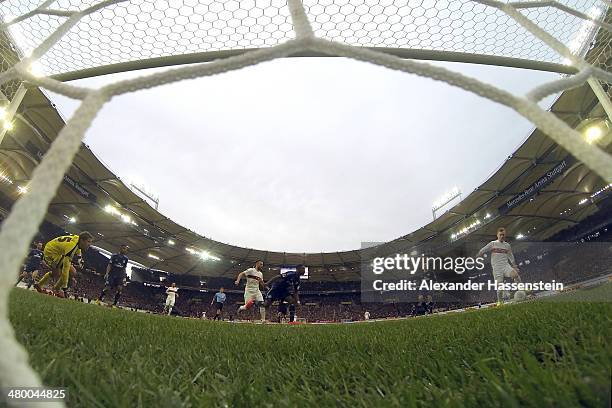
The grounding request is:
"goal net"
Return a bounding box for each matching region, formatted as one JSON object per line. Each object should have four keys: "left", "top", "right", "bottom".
{"left": 0, "top": 0, "right": 611, "bottom": 404}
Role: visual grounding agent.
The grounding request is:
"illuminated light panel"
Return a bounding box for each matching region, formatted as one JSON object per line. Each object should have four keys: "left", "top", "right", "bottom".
{"left": 186, "top": 247, "right": 220, "bottom": 261}
{"left": 584, "top": 125, "right": 603, "bottom": 144}
{"left": 104, "top": 205, "right": 120, "bottom": 215}
{"left": 29, "top": 61, "right": 44, "bottom": 77}
{"left": 0, "top": 173, "right": 13, "bottom": 184}
{"left": 432, "top": 186, "right": 461, "bottom": 210}
{"left": 148, "top": 254, "right": 161, "bottom": 260}
{"left": 451, "top": 218, "right": 482, "bottom": 240}
{"left": 590, "top": 183, "right": 611, "bottom": 199}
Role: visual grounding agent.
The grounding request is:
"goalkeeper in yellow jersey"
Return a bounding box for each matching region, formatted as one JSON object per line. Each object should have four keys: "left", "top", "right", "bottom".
{"left": 34, "top": 231, "right": 94, "bottom": 297}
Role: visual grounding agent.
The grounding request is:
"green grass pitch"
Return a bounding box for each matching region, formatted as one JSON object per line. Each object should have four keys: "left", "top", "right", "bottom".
{"left": 7, "top": 286, "right": 612, "bottom": 407}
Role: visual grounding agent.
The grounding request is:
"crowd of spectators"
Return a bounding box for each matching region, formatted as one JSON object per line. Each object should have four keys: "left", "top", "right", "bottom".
{"left": 10, "top": 196, "right": 612, "bottom": 322}
{"left": 63, "top": 277, "right": 453, "bottom": 322}
{"left": 59, "top": 230, "right": 610, "bottom": 322}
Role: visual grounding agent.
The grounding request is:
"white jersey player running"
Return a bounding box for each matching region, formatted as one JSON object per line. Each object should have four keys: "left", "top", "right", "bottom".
{"left": 477, "top": 227, "right": 522, "bottom": 306}
{"left": 235, "top": 260, "right": 266, "bottom": 322}
{"left": 163, "top": 282, "right": 179, "bottom": 315}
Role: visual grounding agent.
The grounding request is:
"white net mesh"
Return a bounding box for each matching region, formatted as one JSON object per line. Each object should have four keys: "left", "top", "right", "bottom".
{"left": 0, "top": 0, "right": 608, "bottom": 78}
{"left": 0, "top": 0, "right": 611, "bottom": 404}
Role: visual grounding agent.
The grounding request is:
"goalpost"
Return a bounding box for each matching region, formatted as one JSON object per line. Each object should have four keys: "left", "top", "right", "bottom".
{"left": 0, "top": 1, "right": 611, "bottom": 405}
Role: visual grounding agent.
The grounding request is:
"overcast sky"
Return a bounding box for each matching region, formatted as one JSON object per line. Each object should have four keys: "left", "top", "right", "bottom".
{"left": 47, "top": 58, "right": 558, "bottom": 252}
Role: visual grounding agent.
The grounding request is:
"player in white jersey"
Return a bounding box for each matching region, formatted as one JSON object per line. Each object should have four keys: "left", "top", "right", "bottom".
{"left": 235, "top": 260, "right": 266, "bottom": 322}
{"left": 163, "top": 283, "right": 179, "bottom": 315}
{"left": 477, "top": 227, "right": 521, "bottom": 306}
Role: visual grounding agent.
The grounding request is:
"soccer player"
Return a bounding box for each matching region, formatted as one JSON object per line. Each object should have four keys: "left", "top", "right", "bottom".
{"left": 15, "top": 241, "right": 46, "bottom": 289}
{"left": 35, "top": 232, "right": 93, "bottom": 296}
{"left": 477, "top": 227, "right": 522, "bottom": 306}
{"left": 412, "top": 294, "right": 427, "bottom": 316}
{"left": 235, "top": 260, "right": 266, "bottom": 322}
{"left": 277, "top": 301, "right": 289, "bottom": 323}
{"left": 210, "top": 287, "right": 226, "bottom": 321}
{"left": 97, "top": 244, "right": 129, "bottom": 306}
{"left": 163, "top": 283, "right": 179, "bottom": 315}
{"left": 425, "top": 294, "right": 434, "bottom": 314}
{"left": 262, "top": 264, "right": 303, "bottom": 323}
{"left": 364, "top": 310, "right": 370, "bottom": 320}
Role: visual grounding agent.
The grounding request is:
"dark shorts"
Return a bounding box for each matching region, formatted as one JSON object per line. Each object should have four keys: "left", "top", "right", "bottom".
{"left": 266, "top": 285, "right": 293, "bottom": 302}
{"left": 24, "top": 265, "right": 40, "bottom": 273}
{"left": 214, "top": 302, "right": 224, "bottom": 310}
{"left": 278, "top": 302, "right": 288, "bottom": 315}
{"left": 106, "top": 274, "right": 126, "bottom": 288}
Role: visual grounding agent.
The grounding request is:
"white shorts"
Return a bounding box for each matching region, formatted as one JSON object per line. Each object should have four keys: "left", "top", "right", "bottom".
{"left": 492, "top": 264, "right": 515, "bottom": 282}
{"left": 244, "top": 288, "right": 263, "bottom": 303}
{"left": 165, "top": 297, "right": 175, "bottom": 306}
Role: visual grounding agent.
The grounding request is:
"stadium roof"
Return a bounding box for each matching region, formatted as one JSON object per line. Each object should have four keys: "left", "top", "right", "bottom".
{"left": 0, "top": 75, "right": 609, "bottom": 281}
{"left": 0, "top": 3, "right": 610, "bottom": 281}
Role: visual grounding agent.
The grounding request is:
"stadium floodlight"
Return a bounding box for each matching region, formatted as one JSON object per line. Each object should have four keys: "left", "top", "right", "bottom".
{"left": 0, "top": 173, "right": 13, "bottom": 184}
{"left": 516, "top": 233, "right": 525, "bottom": 239}
{"left": 450, "top": 218, "right": 482, "bottom": 241}
{"left": 199, "top": 251, "right": 221, "bottom": 262}
{"left": 167, "top": 239, "right": 175, "bottom": 246}
{"left": 432, "top": 187, "right": 462, "bottom": 220}
{"left": 16, "top": 186, "right": 27, "bottom": 194}
{"left": 3, "top": 121, "right": 13, "bottom": 131}
{"left": 589, "top": 183, "right": 612, "bottom": 199}
{"left": 65, "top": 216, "right": 77, "bottom": 223}
{"left": 584, "top": 125, "right": 603, "bottom": 144}
{"left": 120, "top": 214, "right": 131, "bottom": 223}
{"left": 186, "top": 247, "right": 220, "bottom": 261}
{"left": 484, "top": 213, "right": 491, "bottom": 220}
{"left": 578, "top": 198, "right": 588, "bottom": 205}
{"left": 128, "top": 179, "right": 160, "bottom": 210}
{"left": 104, "top": 205, "right": 119, "bottom": 215}
{"left": 148, "top": 254, "right": 161, "bottom": 261}
{"left": 29, "top": 61, "right": 44, "bottom": 78}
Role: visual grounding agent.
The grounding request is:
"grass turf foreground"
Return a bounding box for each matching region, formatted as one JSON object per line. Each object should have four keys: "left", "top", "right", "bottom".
{"left": 6, "top": 287, "right": 612, "bottom": 408}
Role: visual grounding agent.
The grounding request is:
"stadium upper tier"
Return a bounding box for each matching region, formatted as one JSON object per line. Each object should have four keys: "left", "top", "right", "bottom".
{"left": 0, "top": 2, "right": 611, "bottom": 280}
{"left": 0, "top": 0, "right": 606, "bottom": 80}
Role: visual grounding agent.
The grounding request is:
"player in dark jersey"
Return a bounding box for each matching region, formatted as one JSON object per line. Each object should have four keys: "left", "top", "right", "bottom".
{"left": 15, "top": 242, "right": 46, "bottom": 289}
{"left": 97, "top": 244, "right": 129, "bottom": 306}
{"left": 412, "top": 294, "right": 427, "bottom": 316}
{"left": 263, "top": 265, "right": 303, "bottom": 322}
{"left": 425, "top": 294, "right": 434, "bottom": 314}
